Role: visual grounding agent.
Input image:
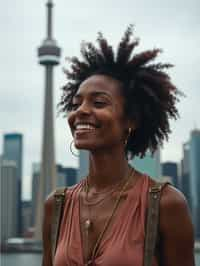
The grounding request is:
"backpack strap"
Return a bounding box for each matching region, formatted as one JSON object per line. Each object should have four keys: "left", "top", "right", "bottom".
{"left": 144, "top": 182, "right": 169, "bottom": 266}
{"left": 51, "top": 187, "right": 67, "bottom": 261}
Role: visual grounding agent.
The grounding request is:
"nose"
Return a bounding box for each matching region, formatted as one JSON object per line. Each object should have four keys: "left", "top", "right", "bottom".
{"left": 75, "top": 100, "right": 91, "bottom": 116}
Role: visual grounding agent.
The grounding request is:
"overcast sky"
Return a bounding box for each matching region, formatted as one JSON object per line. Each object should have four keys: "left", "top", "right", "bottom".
{"left": 0, "top": 0, "right": 199, "bottom": 199}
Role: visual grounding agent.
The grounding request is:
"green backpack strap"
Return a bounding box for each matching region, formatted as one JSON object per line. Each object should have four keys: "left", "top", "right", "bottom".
{"left": 144, "top": 182, "right": 169, "bottom": 266}
{"left": 51, "top": 187, "right": 67, "bottom": 261}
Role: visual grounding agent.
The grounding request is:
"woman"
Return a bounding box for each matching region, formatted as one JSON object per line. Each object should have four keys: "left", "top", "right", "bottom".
{"left": 43, "top": 26, "right": 195, "bottom": 266}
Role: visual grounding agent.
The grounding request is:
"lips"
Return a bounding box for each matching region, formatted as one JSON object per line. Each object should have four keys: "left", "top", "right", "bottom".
{"left": 73, "top": 123, "right": 100, "bottom": 137}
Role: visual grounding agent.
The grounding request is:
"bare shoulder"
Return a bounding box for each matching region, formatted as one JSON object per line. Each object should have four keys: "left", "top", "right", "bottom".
{"left": 147, "top": 176, "right": 189, "bottom": 213}
{"left": 160, "top": 184, "right": 189, "bottom": 214}
{"left": 159, "top": 184, "right": 193, "bottom": 234}
{"left": 44, "top": 190, "right": 57, "bottom": 217}
{"left": 158, "top": 184, "right": 195, "bottom": 266}
{"left": 43, "top": 190, "right": 57, "bottom": 240}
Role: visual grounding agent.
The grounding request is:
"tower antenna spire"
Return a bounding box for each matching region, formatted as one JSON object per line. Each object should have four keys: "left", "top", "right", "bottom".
{"left": 46, "top": 0, "right": 53, "bottom": 39}
{"left": 34, "top": 1, "right": 61, "bottom": 241}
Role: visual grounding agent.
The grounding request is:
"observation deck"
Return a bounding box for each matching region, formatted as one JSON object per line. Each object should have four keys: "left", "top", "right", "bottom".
{"left": 37, "top": 0, "right": 61, "bottom": 65}
{"left": 38, "top": 39, "right": 61, "bottom": 65}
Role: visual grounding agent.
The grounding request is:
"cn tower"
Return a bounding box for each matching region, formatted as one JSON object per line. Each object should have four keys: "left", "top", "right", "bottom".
{"left": 34, "top": 0, "right": 61, "bottom": 240}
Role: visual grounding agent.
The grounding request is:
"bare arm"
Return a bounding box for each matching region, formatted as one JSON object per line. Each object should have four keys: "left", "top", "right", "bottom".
{"left": 42, "top": 193, "right": 54, "bottom": 266}
{"left": 159, "top": 185, "right": 195, "bottom": 266}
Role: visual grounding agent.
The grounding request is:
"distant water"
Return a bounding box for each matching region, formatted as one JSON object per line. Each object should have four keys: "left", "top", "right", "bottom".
{"left": 196, "top": 252, "right": 200, "bottom": 265}
{"left": 0, "top": 253, "right": 42, "bottom": 266}
{"left": 0, "top": 252, "right": 200, "bottom": 265}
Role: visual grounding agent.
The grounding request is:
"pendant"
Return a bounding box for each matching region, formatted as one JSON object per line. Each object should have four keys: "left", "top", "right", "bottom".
{"left": 84, "top": 219, "right": 92, "bottom": 230}
{"left": 84, "top": 259, "right": 93, "bottom": 266}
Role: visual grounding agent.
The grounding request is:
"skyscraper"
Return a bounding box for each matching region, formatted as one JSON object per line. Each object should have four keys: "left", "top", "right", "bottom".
{"left": 34, "top": 0, "right": 61, "bottom": 240}
{"left": 65, "top": 167, "right": 77, "bottom": 186}
{"left": 31, "top": 163, "right": 40, "bottom": 227}
{"left": 180, "top": 130, "right": 200, "bottom": 240}
{"left": 0, "top": 159, "right": 18, "bottom": 242}
{"left": 21, "top": 200, "right": 32, "bottom": 236}
{"left": 189, "top": 129, "right": 200, "bottom": 240}
{"left": 56, "top": 165, "right": 77, "bottom": 187}
{"left": 162, "top": 162, "right": 178, "bottom": 188}
{"left": 3, "top": 133, "right": 23, "bottom": 235}
{"left": 180, "top": 142, "right": 192, "bottom": 210}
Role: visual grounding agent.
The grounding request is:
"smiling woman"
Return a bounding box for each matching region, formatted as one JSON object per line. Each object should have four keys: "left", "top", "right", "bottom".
{"left": 42, "top": 25, "right": 195, "bottom": 266}
{"left": 68, "top": 75, "right": 128, "bottom": 152}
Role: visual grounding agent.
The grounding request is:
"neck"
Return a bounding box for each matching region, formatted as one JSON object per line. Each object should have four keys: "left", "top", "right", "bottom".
{"left": 87, "top": 146, "right": 130, "bottom": 191}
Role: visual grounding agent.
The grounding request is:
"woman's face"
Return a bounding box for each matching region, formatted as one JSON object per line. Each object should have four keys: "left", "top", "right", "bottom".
{"left": 68, "top": 74, "right": 131, "bottom": 152}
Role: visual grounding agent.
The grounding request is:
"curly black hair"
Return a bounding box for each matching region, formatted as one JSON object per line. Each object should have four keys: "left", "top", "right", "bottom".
{"left": 59, "top": 25, "right": 181, "bottom": 158}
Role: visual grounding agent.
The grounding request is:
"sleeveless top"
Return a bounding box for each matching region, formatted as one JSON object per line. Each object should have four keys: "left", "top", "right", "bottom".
{"left": 54, "top": 174, "right": 159, "bottom": 266}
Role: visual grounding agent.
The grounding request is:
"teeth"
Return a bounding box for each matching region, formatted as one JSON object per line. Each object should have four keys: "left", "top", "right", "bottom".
{"left": 76, "top": 124, "right": 96, "bottom": 130}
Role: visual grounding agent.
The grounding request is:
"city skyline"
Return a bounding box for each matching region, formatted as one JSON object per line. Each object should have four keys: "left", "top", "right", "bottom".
{"left": 0, "top": 0, "right": 199, "bottom": 199}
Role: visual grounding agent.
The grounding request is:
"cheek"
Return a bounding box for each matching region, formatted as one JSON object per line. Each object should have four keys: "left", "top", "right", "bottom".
{"left": 112, "top": 116, "right": 127, "bottom": 138}
{"left": 103, "top": 115, "right": 125, "bottom": 138}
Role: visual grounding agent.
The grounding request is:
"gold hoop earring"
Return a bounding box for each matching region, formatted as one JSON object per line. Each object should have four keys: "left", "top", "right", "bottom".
{"left": 70, "top": 140, "right": 79, "bottom": 157}
{"left": 125, "top": 128, "right": 132, "bottom": 146}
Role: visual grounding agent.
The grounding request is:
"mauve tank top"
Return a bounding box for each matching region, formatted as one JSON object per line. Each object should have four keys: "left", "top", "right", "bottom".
{"left": 54, "top": 174, "right": 159, "bottom": 266}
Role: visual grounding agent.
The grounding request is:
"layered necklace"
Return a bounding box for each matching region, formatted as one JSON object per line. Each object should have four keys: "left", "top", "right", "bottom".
{"left": 81, "top": 167, "right": 135, "bottom": 266}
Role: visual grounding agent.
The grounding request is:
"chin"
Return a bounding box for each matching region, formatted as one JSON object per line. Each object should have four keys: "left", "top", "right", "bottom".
{"left": 74, "top": 141, "right": 113, "bottom": 155}
{"left": 74, "top": 140, "right": 96, "bottom": 150}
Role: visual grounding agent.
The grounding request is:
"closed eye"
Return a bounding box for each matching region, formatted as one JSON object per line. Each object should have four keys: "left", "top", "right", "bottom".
{"left": 94, "top": 101, "right": 107, "bottom": 108}
{"left": 70, "top": 100, "right": 108, "bottom": 110}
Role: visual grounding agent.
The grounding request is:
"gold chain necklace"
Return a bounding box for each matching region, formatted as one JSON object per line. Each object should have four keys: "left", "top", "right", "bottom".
{"left": 83, "top": 167, "right": 135, "bottom": 266}
{"left": 83, "top": 175, "right": 126, "bottom": 206}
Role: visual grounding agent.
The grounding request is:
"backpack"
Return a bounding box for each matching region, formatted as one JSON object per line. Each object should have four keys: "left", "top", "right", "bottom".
{"left": 51, "top": 182, "right": 168, "bottom": 266}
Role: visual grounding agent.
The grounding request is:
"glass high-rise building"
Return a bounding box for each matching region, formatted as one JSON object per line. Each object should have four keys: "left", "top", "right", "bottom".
{"left": 31, "top": 163, "right": 40, "bottom": 227}
{"left": 189, "top": 129, "right": 200, "bottom": 240}
{"left": 0, "top": 159, "right": 18, "bottom": 242}
{"left": 65, "top": 167, "right": 77, "bottom": 187}
{"left": 180, "top": 142, "right": 192, "bottom": 211}
{"left": 56, "top": 165, "right": 77, "bottom": 187}
{"left": 3, "top": 133, "right": 23, "bottom": 235}
{"left": 162, "top": 162, "right": 178, "bottom": 188}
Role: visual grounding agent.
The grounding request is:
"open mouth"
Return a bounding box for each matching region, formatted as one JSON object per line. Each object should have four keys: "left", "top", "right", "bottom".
{"left": 75, "top": 124, "right": 96, "bottom": 131}
{"left": 74, "top": 123, "right": 100, "bottom": 134}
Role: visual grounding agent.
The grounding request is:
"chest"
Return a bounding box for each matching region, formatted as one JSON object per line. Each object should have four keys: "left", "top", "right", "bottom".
{"left": 56, "top": 193, "right": 148, "bottom": 266}
{"left": 55, "top": 181, "right": 160, "bottom": 266}
{"left": 79, "top": 192, "right": 127, "bottom": 263}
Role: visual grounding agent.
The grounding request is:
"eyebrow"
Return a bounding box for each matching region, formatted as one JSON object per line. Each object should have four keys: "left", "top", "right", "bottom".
{"left": 73, "top": 91, "right": 112, "bottom": 99}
